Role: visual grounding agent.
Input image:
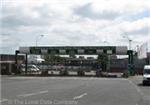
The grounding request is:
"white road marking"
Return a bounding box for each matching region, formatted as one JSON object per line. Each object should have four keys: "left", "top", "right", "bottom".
{"left": 17, "top": 90, "right": 48, "bottom": 97}
{"left": 127, "top": 80, "right": 150, "bottom": 101}
{"left": 39, "top": 90, "right": 49, "bottom": 94}
{"left": 0, "top": 99, "right": 8, "bottom": 103}
{"left": 73, "top": 93, "right": 87, "bottom": 100}
{"left": 127, "top": 80, "right": 144, "bottom": 97}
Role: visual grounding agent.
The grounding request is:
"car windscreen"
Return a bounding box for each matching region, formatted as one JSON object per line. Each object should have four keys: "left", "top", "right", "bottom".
{"left": 144, "top": 69, "right": 150, "bottom": 74}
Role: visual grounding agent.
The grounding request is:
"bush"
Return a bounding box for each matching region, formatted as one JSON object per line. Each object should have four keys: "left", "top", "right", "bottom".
{"left": 41, "top": 70, "right": 48, "bottom": 76}
{"left": 123, "top": 70, "right": 130, "bottom": 78}
{"left": 59, "top": 69, "right": 68, "bottom": 76}
{"left": 77, "top": 70, "right": 85, "bottom": 76}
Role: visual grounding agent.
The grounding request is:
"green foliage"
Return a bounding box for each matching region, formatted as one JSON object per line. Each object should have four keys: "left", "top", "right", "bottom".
{"left": 43, "top": 54, "right": 66, "bottom": 63}
{"left": 97, "top": 54, "right": 108, "bottom": 71}
{"left": 44, "top": 54, "right": 51, "bottom": 62}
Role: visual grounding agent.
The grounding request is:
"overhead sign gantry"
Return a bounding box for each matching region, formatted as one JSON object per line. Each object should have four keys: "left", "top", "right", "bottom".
{"left": 15, "top": 46, "right": 128, "bottom": 75}
{"left": 18, "top": 46, "right": 128, "bottom": 55}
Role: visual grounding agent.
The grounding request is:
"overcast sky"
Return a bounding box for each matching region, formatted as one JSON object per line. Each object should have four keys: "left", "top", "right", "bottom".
{"left": 1, "top": 0, "right": 150, "bottom": 54}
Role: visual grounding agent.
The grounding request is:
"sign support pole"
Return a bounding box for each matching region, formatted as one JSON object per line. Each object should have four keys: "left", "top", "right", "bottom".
{"left": 127, "top": 50, "right": 134, "bottom": 76}
{"left": 15, "top": 50, "right": 19, "bottom": 74}
{"left": 25, "top": 53, "right": 28, "bottom": 75}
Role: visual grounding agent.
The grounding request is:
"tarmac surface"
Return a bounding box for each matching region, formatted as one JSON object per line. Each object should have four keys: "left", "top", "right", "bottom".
{"left": 1, "top": 75, "right": 150, "bottom": 105}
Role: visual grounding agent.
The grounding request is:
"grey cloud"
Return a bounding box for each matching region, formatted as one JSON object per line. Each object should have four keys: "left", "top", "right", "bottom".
{"left": 74, "top": 3, "right": 120, "bottom": 20}
{"left": 52, "top": 29, "right": 83, "bottom": 42}
{"left": 124, "top": 26, "right": 150, "bottom": 36}
{"left": 1, "top": 13, "right": 50, "bottom": 28}
{"left": 123, "top": 8, "right": 150, "bottom": 21}
{"left": 1, "top": 2, "right": 61, "bottom": 45}
{"left": 2, "top": 15, "right": 29, "bottom": 28}
{"left": 0, "top": 35, "right": 20, "bottom": 54}
{"left": 52, "top": 29, "right": 100, "bottom": 45}
{"left": 1, "top": 4, "right": 60, "bottom": 29}
{"left": 32, "top": 4, "right": 55, "bottom": 18}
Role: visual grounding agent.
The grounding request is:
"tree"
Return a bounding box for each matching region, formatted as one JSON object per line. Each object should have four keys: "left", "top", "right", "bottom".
{"left": 44, "top": 54, "right": 51, "bottom": 62}
{"left": 43, "top": 54, "right": 66, "bottom": 64}
{"left": 97, "top": 54, "right": 108, "bottom": 71}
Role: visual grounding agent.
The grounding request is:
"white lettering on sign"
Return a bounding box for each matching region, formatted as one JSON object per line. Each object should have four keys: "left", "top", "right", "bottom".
{"left": 116, "top": 46, "right": 127, "bottom": 55}
{"left": 96, "top": 49, "right": 103, "bottom": 54}
{"left": 107, "top": 50, "right": 112, "bottom": 54}
{"left": 59, "top": 50, "right": 66, "bottom": 54}
{"left": 41, "top": 49, "right": 48, "bottom": 54}
{"left": 78, "top": 49, "right": 84, "bottom": 54}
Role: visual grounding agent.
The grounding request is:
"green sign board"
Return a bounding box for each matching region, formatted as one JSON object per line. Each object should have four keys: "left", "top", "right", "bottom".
{"left": 19, "top": 46, "right": 127, "bottom": 55}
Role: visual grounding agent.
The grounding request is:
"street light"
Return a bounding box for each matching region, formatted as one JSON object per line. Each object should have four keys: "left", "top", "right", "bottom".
{"left": 35, "top": 35, "right": 45, "bottom": 64}
{"left": 123, "top": 35, "right": 132, "bottom": 50}
{"left": 123, "top": 34, "right": 135, "bottom": 75}
{"left": 103, "top": 41, "right": 109, "bottom": 46}
{"left": 35, "top": 35, "right": 44, "bottom": 46}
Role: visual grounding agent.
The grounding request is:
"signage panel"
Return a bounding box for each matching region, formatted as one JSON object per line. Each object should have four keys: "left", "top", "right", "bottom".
{"left": 107, "top": 50, "right": 112, "bottom": 54}
{"left": 19, "top": 47, "right": 30, "bottom": 53}
{"left": 116, "top": 46, "right": 127, "bottom": 55}
{"left": 96, "top": 49, "right": 103, "bottom": 54}
{"left": 19, "top": 46, "right": 128, "bottom": 55}
{"left": 59, "top": 50, "right": 66, "bottom": 54}
{"left": 78, "top": 49, "right": 84, "bottom": 54}
{"left": 41, "top": 49, "right": 48, "bottom": 54}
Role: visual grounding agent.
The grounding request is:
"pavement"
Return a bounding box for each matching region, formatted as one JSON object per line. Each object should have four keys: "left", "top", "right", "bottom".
{"left": 20, "top": 71, "right": 123, "bottom": 77}
{"left": 1, "top": 75, "right": 150, "bottom": 105}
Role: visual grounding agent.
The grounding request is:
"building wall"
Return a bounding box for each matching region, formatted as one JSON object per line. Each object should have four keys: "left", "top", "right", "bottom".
{"left": 0, "top": 54, "right": 24, "bottom": 61}
{"left": 0, "top": 54, "right": 25, "bottom": 74}
{"left": 0, "top": 62, "right": 16, "bottom": 75}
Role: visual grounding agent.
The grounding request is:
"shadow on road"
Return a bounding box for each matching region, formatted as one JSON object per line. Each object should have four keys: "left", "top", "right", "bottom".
{"left": 138, "top": 83, "right": 150, "bottom": 87}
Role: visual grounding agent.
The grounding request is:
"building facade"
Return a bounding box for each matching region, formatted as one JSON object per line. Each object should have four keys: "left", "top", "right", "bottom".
{"left": 0, "top": 54, "right": 25, "bottom": 74}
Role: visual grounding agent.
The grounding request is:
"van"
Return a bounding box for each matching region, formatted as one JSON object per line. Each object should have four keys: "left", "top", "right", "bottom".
{"left": 143, "top": 65, "right": 150, "bottom": 85}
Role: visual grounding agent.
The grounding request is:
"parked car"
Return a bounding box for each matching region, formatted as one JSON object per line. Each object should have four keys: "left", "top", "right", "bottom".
{"left": 21, "top": 64, "right": 40, "bottom": 72}
{"left": 143, "top": 65, "right": 150, "bottom": 85}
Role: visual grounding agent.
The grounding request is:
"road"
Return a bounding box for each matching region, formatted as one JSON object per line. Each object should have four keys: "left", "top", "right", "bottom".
{"left": 1, "top": 76, "right": 150, "bottom": 105}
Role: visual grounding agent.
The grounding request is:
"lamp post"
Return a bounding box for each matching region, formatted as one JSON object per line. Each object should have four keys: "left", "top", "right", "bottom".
{"left": 129, "top": 39, "right": 132, "bottom": 50}
{"left": 35, "top": 35, "right": 45, "bottom": 64}
{"left": 123, "top": 34, "right": 135, "bottom": 76}
{"left": 103, "top": 41, "right": 109, "bottom": 46}
{"left": 35, "top": 35, "right": 44, "bottom": 46}
{"left": 123, "top": 35, "right": 132, "bottom": 50}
